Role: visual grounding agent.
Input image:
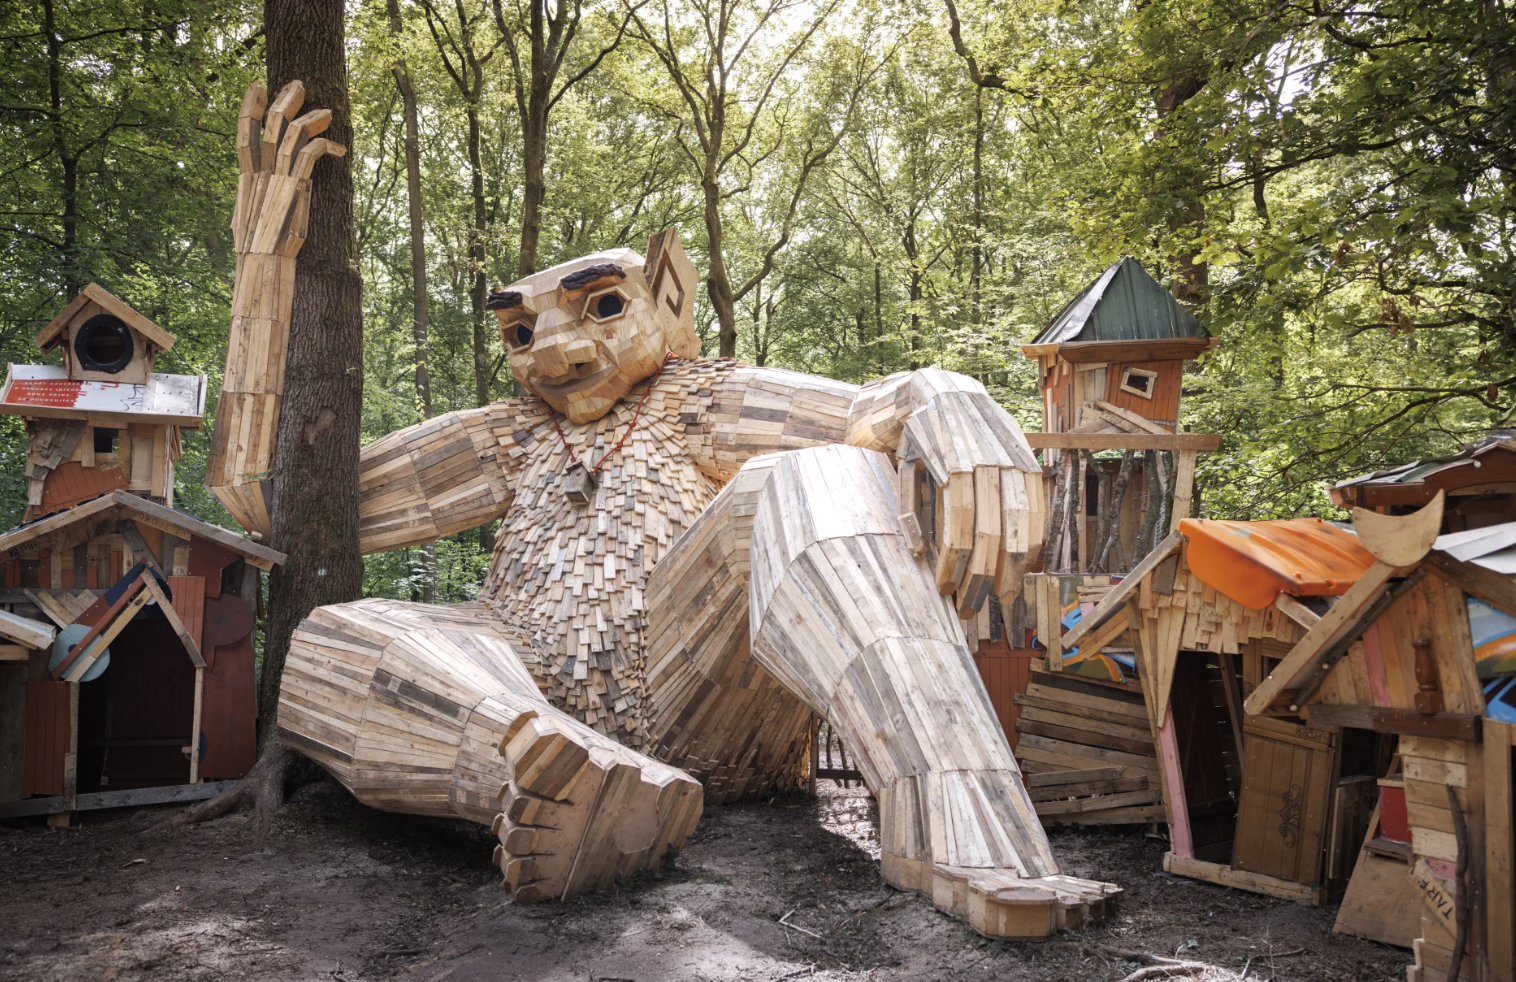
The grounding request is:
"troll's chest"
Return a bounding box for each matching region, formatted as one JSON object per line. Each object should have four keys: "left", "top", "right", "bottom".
{"left": 478, "top": 376, "right": 728, "bottom": 739}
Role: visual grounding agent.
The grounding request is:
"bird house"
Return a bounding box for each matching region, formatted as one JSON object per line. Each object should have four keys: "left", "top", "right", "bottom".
{"left": 1021, "top": 257, "right": 1216, "bottom": 435}
{"left": 0, "top": 285, "right": 205, "bottom": 520}
{"left": 32, "top": 283, "right": 177, "bottom": 385}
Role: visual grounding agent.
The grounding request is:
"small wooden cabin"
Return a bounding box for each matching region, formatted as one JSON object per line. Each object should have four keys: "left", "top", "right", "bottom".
{"left": 0, "top": 284, "right": 206, "bottom": 521}
{"left": 0, "top": 492, "right": 283, "bottom": 823}
{"left": 1021, "top": 256, "right": 1216, "bottom": 438}
{"left": 1333, "top": 429, "right": 1516, "bottom": 532}
{"left": 1246, "top": 498, "right": 1516, "bottom": 982}
{"left": 1054, "top": 517, "right": 1393, "bottom": 904}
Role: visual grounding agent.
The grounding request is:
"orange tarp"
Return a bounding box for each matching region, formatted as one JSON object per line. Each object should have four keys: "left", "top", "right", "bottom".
{"left": 1178, "top": 517, "right": 1375, "bottom": 610}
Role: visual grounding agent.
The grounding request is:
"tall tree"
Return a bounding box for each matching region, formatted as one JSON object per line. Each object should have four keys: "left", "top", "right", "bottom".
{"left": 631, "top": 0, "right": 846, "bottom": 358}
{"left": 258, "top": 0, "right": 365, "bottom": 740}
{"left": 420, "top": 0, "right": 503, "bottom": 408}
{"left": 387, "top": 0, "right": 437, "bottom": 601}
{"left": 490, "top": 0, "right": 639, "bottom": 277}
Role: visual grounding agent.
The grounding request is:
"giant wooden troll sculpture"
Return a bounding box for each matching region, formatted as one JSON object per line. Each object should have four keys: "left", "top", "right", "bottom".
{"left": 235, "top": 83, "right": 1115, "bottom": 941}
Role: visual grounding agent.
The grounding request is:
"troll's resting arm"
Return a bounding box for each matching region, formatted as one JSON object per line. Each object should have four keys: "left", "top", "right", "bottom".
{"left": 357, "top": 402, "right": 527, "bottom": 554}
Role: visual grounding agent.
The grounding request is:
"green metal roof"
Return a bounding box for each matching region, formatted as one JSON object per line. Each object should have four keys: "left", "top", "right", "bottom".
{"left": 1033, "top": 257, "right": 1205, "bottom": 345}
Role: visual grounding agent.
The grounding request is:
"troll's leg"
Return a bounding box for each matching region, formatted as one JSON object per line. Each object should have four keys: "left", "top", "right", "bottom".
{"left": 278, "top": 599, "right": 702, "bottom": 901}
{"left": 746, "top": 446, "right": 1118, "bottom": 937}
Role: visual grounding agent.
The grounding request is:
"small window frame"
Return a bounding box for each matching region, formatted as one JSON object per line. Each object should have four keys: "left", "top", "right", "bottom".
{"left": 582, "top": 286, "right": 631, "bottom": 324}
{"left": 1119, "top": 366, "right": 1159, "bottom": 400}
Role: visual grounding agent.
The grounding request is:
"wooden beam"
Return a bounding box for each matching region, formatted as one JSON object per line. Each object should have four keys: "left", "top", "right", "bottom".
{"left": 1243, "top": 560, "right": 1402, "bottom": 716}
{"left": 1060, "top": 531, "right": 1183, "bottom": 649}
{"left": 1486, "top": 720, "right": 1515, "bottom": 982}
{"left": 1305, "top": 704, "right": 1482, "bottom": 741}
{"left": 0, "top": 645, "right": 28, "bottom": 661}
{"left": 0, "top": 780, "right": 239, "bottom": 818}
{"left": 1425, "top": 548, "right": 1516, "bottom": 619}
{"left": 188, "top": 666, "right": 204, "bottom": 784}
{"left": 139, "top": 574, "right": 204, "bottom": 668}
{"left": 1024, "top": 433, "right": 1220, "bottom": 452}
{"left": 1168, "top": 450, "right": 1198, "bottom": 532}
{"left": 1272, "top": 592, "right": 1322, "bottom": 630}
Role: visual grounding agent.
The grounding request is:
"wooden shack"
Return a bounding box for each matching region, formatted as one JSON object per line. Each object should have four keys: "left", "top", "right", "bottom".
{"left": 0, "top": 283, "right": 205, "bottom": 522}
{"left": 0, "top": 491, "right": 283, "bottom": 824}
{"left": 1245, "top": 494, "right": 1516, "bottom": 981}
{"left": 0, "top": 286, "right": 279, "bottom": 825}
{"left": 1055, "top": 516, "right": 1398, "bottom": 905}
{"left": 1333, "top": 429, "right": 1516, "bottom": 531}
{"left": 984, "top": 257, "right": 1220, "bottom": 826}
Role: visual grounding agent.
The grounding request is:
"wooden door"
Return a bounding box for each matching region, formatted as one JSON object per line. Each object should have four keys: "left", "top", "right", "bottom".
{"left": 1233, "top": 716, "right": 1338, "bottom": 884}
{"left": 22, "top": 681, "right": 71, "bottom": 797}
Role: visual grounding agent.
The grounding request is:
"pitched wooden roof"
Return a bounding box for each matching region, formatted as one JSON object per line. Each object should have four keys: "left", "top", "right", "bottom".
{"left": 0, "top": 490, "right": 285, "bottom": 570}
{"left": 34, "top": 283, "right": 177, "bottom": 353}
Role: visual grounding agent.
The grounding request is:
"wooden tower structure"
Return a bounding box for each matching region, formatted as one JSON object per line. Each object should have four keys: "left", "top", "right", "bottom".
{"left": 1, "top": 284, "right": 205, "bottom": 522}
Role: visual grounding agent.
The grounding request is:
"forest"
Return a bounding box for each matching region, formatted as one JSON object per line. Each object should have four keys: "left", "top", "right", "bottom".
{"left": 1, "top": 0, "right": 1512, "bottom": 605}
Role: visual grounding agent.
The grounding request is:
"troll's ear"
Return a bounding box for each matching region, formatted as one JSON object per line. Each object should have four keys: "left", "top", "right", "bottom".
{"left": 644, "top": 228, "right": 700, "bottom": 358}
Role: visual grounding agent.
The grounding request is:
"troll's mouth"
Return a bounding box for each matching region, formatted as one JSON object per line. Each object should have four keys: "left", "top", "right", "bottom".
{"left": 528, "top": 363, "right": 614, "bottom": 397}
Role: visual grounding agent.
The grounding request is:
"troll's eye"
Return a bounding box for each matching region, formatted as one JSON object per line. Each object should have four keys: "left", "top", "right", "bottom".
{"left": 585, "top": 287, "right": 629, "bottom": 323}
{"left": 509, "top": 324, "right": 534, "bottom": 349}
{"left": 595, "top": 293, "right": 624, "bottom": 319}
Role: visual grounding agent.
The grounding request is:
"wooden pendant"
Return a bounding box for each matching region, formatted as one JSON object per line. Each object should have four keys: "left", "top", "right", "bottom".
{"left": 564, "top": 461, "right": 598, "bottom": 505}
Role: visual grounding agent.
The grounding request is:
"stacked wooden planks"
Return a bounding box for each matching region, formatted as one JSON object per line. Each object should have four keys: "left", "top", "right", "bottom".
{"left": 1013, "top": 661, "right": 1164, "bottom": 824}
{"left": 278, "top": 598, "right": 702, "bottom": 903}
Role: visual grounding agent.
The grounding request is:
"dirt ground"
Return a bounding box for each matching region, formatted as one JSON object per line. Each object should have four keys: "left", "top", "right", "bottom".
{"left": 1, "top": 777, "right": 1411, "bottom": 982}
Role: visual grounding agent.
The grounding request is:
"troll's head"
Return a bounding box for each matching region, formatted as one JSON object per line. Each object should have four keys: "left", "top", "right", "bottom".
{"left": 488, "top": 229, "right": 700, "bottom": 423}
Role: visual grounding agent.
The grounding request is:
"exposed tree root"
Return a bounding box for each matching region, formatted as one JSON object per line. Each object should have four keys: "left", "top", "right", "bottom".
{"left": 157, "top": 740, "right": 296, "bottom": 846}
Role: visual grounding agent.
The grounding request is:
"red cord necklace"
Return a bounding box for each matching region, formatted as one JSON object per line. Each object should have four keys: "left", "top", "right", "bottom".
{"left": 546, "top": 351, "right": 676, "bottom": 478}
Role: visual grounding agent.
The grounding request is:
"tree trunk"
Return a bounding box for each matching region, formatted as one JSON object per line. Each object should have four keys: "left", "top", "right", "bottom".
{"left": 42, "top": 0, "right": 81, "bottom": 295}
{"left": 467, "top": 104, "right": 490, "bottom": 408}
{"left": 970, "top": 84, "right": 984, "bottom": 325}
{"left": 1155, "top": 77, "right": 1209, "bottom": 309}
{"left": 704, "top": 173, "right": 738, "bottom": 358}
{"left": 518, "top": 104, "right": 547, "bottom": 277}
{"left": 259, "top": 0, "right": 365, "bottom": 745}
{"left": 389, "top": 0, "right": 436, "bottom": 604}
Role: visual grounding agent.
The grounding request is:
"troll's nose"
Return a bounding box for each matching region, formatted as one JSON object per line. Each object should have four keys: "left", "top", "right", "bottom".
{"left": 534, "top": 337, "right": 597, "bottom": 375}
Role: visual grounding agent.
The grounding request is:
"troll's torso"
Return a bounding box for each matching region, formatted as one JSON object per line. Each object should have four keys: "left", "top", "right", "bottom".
{"left": 481, "top": 358, "right": 840, "bottom": 745}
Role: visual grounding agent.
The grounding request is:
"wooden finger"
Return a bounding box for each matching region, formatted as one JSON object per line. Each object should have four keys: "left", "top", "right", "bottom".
{"left": 996, "top": 467, "right": 1032, "bottom": 604}
{"left": 259, "top": 79, "right": 306, "bottom": 174}
{"left": 275, "top": 108, "right": 333, "bottom": 176}
{"left": 933, "top": 471, "right": 974, "bottom": 595}
{"left": 237, "top": 83, "right": 268, "bottom": 174}
{"left": 292, "top": 136, "right": 347, "bottom": 181}
{"left": 956, "top": 466, "right": 1001, "bottom": 616}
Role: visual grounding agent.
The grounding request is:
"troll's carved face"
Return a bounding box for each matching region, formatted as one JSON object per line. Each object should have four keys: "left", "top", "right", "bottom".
{"left": 489, "top": 230, "right": 701, "bottom": 423}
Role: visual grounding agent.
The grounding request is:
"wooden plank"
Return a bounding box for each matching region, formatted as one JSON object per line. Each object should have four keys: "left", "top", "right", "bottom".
{"left": 1306, "top": 703, "right": 1482, "bottom": 741}
{"left": 0, "top": 645, "right": 28, "bottom": 661}
{"left": 1488, "top": 720, "right": 1515, "bottom": 982}
{"left": 1244, "top": 560, "right": 1401, "bottom": 715}
{"left": 0, "top": 780, "right": 240, "bottom": 818}
{"left": 1163, "top": 852, "right": 1323, "bottom": 904}
{"left": 1024, "top": 433, "right": 1220, "bottom": 451}
{"left": 1022, "top": 766, "right": 1123, "bottom": 788}
{"left": 0, "top": 607, "right": 55, "bottom": 649}
{"left": 189, "top": 666, "right": 204, "bottom": 784}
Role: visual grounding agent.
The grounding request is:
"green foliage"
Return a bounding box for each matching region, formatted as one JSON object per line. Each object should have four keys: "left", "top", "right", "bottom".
{"left": 1, "top": 0, "right": 1512, "bottom": 600}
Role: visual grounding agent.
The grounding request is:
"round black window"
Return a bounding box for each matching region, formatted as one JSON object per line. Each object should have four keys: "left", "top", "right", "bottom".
{"left": 74, "top": 314, "right": 135, "bottom": 374}
{"left": 595, "top": 292, "right": 624, "bottom": 319}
